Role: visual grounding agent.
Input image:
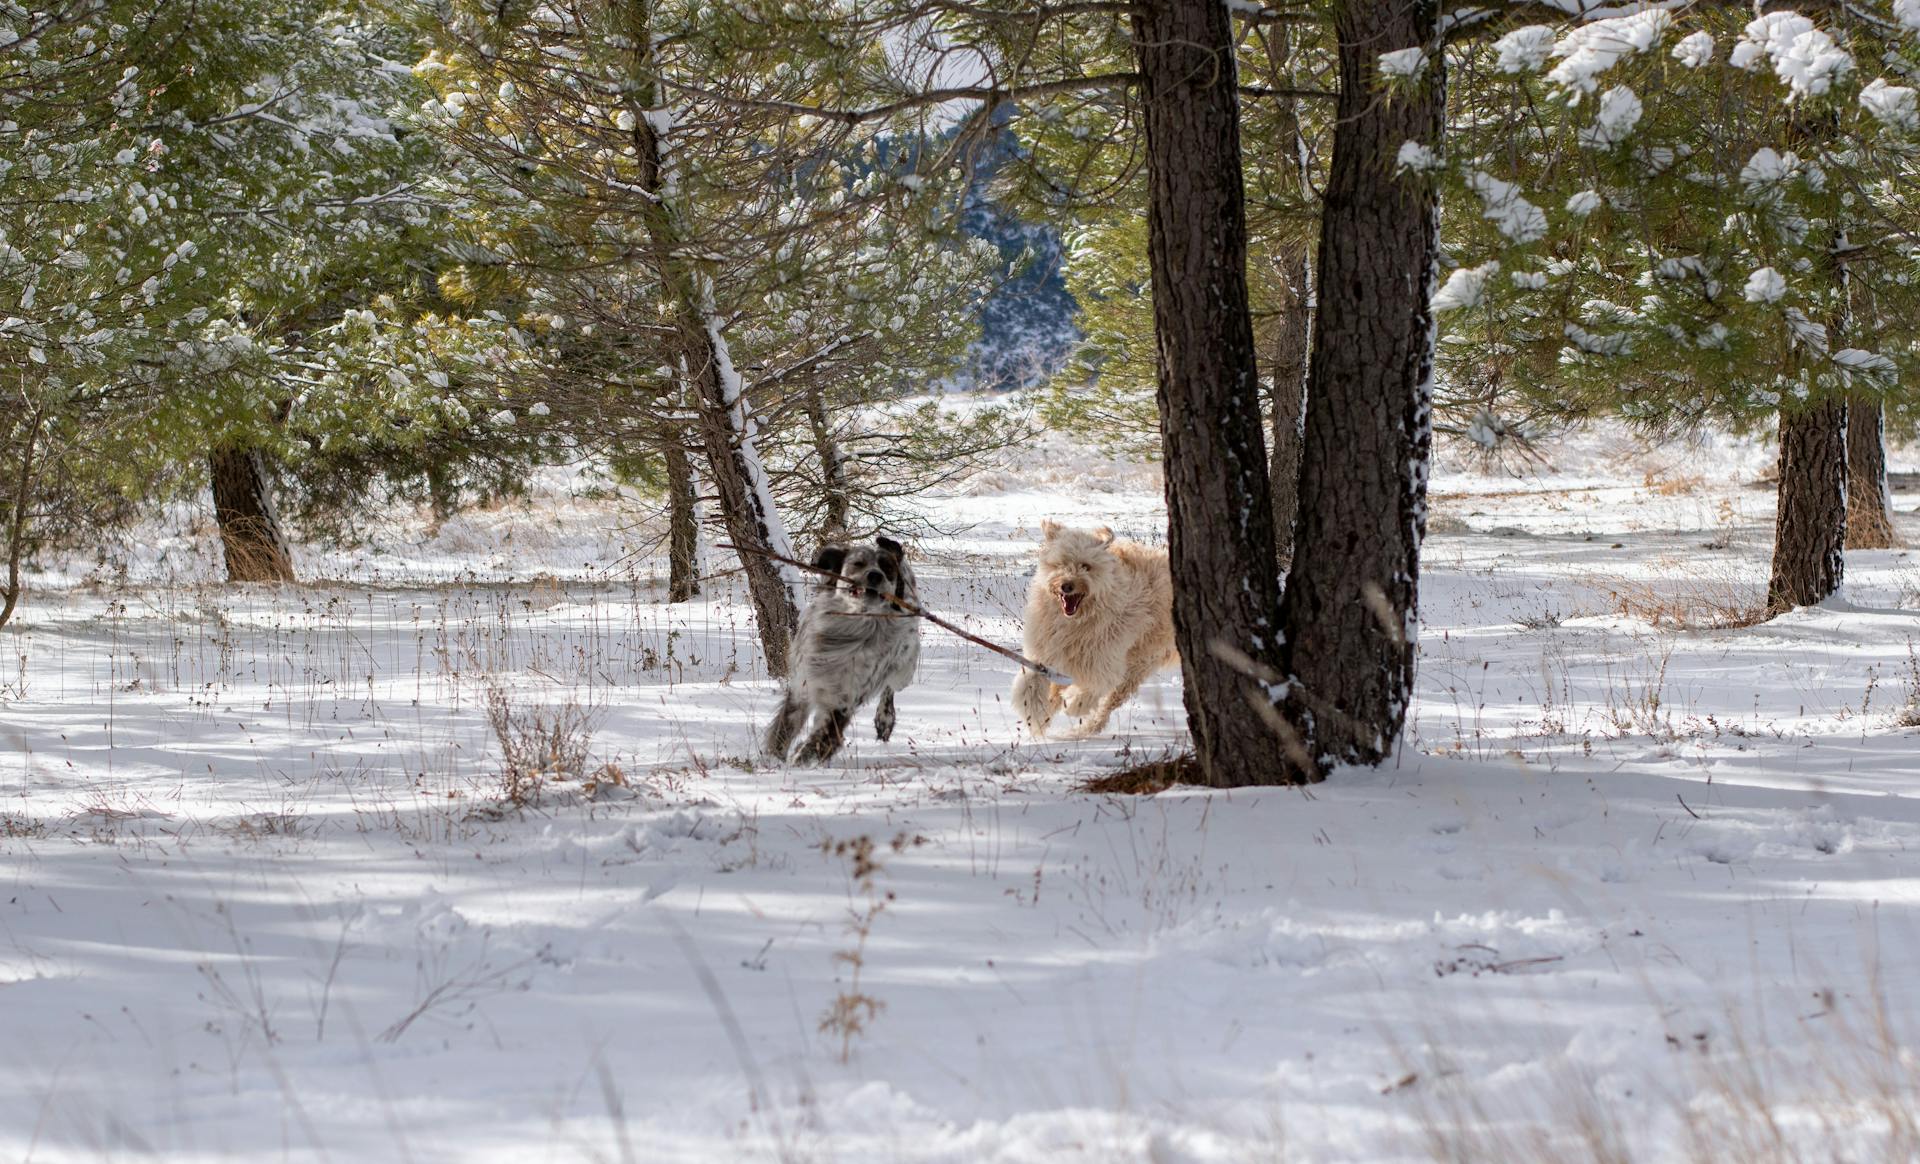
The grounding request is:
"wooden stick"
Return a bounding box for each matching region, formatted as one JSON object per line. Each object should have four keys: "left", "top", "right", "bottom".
{"left": 719, "top": 542, "right": 1073, "bottom": 686}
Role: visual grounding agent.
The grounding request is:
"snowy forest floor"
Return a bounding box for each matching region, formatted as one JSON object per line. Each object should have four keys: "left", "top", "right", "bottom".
{"left": 5, "top": 423, "right": 1920, "bottom": 1162}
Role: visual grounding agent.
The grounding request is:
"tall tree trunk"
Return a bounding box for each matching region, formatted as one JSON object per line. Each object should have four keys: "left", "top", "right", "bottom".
{"left": 426, "top": 461, "right": 458, "bottom": 530}
{"left": 0, "top": 408, "right": 41, "bottom": 632}
{"left": 1269, "top": 251, "right": 1311, "bottom": 569}
{"left": 686, "top": 304, "right": 799, "bottom": 675}
{"left": 621, "top": 0, "right": 797, "bottom": 673}
{"left": 1133, "top": 0, "right": 1286, "bottom": 787}
{"left": 1771, "top": 221, "right": 1861, "bottom": 610}
{"left": 1768, "top": 398, "right": 1848, "bottom": 612}
{"left": 804, "top": 384, "right": 850, "bottom": 538}
{"left": 210, "top": 445, "right": 296, "bottom": 583}
{"left": 1274, "top": 0, "right": 1444, "bottom": 776}
{"left": 1845, "top": 395, "right": 1899, "bottom": 549}
{"left": 665, "top": 437, "right": 701, "bottom": 602}
{"left": 1264, "top": 23, "right": 1312, "bottom": 570}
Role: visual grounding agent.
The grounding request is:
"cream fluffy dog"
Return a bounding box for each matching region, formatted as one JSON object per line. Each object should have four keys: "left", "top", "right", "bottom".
{"left": 1011, "top": 520, "right": 1178, "bottom": 738}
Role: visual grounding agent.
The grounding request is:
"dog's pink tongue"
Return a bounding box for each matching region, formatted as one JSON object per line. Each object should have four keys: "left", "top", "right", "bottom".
{"left": 1062, "top": 592, "right": 1083, "bottom": 617}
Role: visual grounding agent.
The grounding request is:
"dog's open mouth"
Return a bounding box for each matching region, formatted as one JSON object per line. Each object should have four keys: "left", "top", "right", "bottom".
{"left": 1060, "top": 590, "right": 1084, "bottom": 617}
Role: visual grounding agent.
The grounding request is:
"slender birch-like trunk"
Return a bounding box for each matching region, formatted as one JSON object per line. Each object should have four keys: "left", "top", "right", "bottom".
{"left": 619, "top": 0, "right": 797, "bottom": 671}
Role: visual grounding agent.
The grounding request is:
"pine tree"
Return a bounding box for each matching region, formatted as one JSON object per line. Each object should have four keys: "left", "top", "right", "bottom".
{"left": 1437, "top": 8, "right": 1920, "bottom": 614}
{"left": 140, "top": 0, "right": 452, "bottom": 582}
{"left": 2, "top": 3, "right": 225, "bottom": 622}
{"left": 0, "top": 0, "right": 547, "bottom": 607}
{"left": 1268, "top": 0, "right": 1445, "bottom": 778}
{"left": 408, "top": 0, "right": 1004, "bottom": 669}
{"left": 1129, "top": 0, "right": 1288, "bottom": 786}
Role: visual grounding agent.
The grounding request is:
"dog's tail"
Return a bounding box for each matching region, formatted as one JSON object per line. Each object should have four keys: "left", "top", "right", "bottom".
{"left": 1011, "top": 667, "right": 1057, "bottom": 738}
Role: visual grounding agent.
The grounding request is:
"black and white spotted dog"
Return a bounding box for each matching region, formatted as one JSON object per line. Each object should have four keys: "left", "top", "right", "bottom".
{"left": 763, "top": 536, "right": 920, "bottom": 764}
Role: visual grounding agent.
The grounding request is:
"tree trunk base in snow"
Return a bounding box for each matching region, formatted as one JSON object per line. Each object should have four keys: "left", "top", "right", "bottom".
{"left": 210, "top": 447, "right": 296, "bottom": 584}
{"left": 1274, "top": 0, "right": 1443, "bottom": 777}
{"left": 695, "top": 400, "right": 795, "bottom": 676}
{"left": 1847, "top": 492, "right": 1901, "bottom": 551}
{"left": 1134, "top": 0, "right": 1290, "bottom": 787}
{"left": 1845, "top": 396, "right": 1900, "bottom": 550}
{"left": 1767, "top": 399, "right": 1847, "bottom": 614}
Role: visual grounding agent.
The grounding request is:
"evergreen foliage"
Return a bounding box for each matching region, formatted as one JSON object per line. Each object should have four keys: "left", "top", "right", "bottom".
{"left": 1436, "top": 9, "right": 1918, "bottom": 445}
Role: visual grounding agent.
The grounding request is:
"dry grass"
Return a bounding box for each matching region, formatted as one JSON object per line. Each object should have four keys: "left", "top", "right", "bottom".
{"left": 819, "top": 832, "right": 923, "bottom": 1062}
{"left": 1895, "top": 641, "right": 1920, "bottom": 729}
{"left": 215, "top": 811, "right": 312, "bottom": 840}
{"left": 1078, "top": 752, "right": 1205, "bottom": 795}
{"left": 1644, "top": 468, "right": 1707, "bottom": 497}
{"left": 1, "top": 813, "right": 46, "bottom": 838}
{"left": 484, "top": 687, "right": 600, "bottom": 808}
{"left": 1406, "top": 979, "right": 1920, "bottom": 1164}
{"left": 1602, "top": 572, "right": 1769, "bottom": 631}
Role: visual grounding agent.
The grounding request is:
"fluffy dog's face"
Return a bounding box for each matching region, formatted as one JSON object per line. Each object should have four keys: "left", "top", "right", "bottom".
{"left": 1036, "top": 520, "right": 1117, "bottom": 619}
{"left": 812, "top": 536, "right": 908, "bottom": 608}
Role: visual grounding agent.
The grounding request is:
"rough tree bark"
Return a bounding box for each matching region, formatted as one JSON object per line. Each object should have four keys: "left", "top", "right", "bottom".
{"left": 426, "top": 461, "right": 458, "bottom": 530}
{"left": 1770, "top": 223, "right": 1859, "bottom": 610}
{"left": 0, "top": 408, "right": 41, "bottom": 632}
{"left": 1264, "top": 22, "right": 1312, "bottom": 570}
{"left": 1768, "top": 398, "right": 1848, "bottom": 613}
{"left": 804, "top": 384, "right": 851, "bottom": 537}
{"left": 684, "top": 314, "right": 798, "bottom": 673}
{"left": 1274, "top": 0, "right": 1444, "bottom": 776}
{"left": 665, "top": 438, "right": 702, "bottom": 602}
{"left": 209, "top": 445, "right": 297, "bottom": 583}
{"left": 1844, "top": 396, "right": 1899, "bottom": 549}
{"left": 1132, "top": 0, "right": 1287, "bottom": 787}
{"left": 1269, "top": 260, "right": 1310, "bottom": 570}
{"left": 621, "top": 0, "right": 797, "bottom": 672}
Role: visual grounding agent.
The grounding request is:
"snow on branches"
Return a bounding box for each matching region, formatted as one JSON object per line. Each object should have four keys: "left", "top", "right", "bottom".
{"left": 1547, "top": 10, "right": 1672, "bottom": 94}
{"left": 1433, "top": 1, "right": 1920, "bottom": 431}
{"left": 1464, "top": 172, "right": 1548, "bottom": 244}
{"left": 1730, "top": 12, "right": 1852, "bottom": 100}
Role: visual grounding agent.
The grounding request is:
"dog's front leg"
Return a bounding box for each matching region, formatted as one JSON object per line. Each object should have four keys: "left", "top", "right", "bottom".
{"left": 1012, "top": 667, "right": 1063, "bottom": 738}
{"left": 1063, "top": 684, "right": 1105, "bottom": 718}
{"left": 874, "top": 689, "right": 896, "bottom": 741}
{"left": 763, "top": 693, "right": 809, "bottom": 760}
{"left": 1074, "top": 657, "right": 1156, "bottom": 738}
{"left": 795, "top": 706, "right": 853, "bottom": 764}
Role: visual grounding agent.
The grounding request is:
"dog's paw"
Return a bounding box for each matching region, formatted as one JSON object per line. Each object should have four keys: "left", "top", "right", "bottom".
{"left": 794, "top": 730, "right": 846, "bottom": 765}
{"left": 1061, "top": 714, "right": 1112, "bottom": 740}
{"left": 1062, "top": 688, "right": 1103, "bottom": 718}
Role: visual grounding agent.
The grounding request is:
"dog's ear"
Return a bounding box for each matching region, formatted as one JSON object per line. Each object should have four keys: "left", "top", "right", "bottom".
{"left": 810, "top": 544, "right": 848, "bottom": 587}
{"left": 874, "top": 536, "right": 904, "bottom": 583}
{"left": 1094, "top": 526, "right": 1115, "bottom": 546}
{"left": 1040, "top": 519, "right": 1062, "bottom": 542}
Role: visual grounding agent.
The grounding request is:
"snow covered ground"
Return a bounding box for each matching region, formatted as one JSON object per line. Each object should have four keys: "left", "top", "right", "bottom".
{"left": 5, "top": 424, "right": 1920, "bottom": 1162}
